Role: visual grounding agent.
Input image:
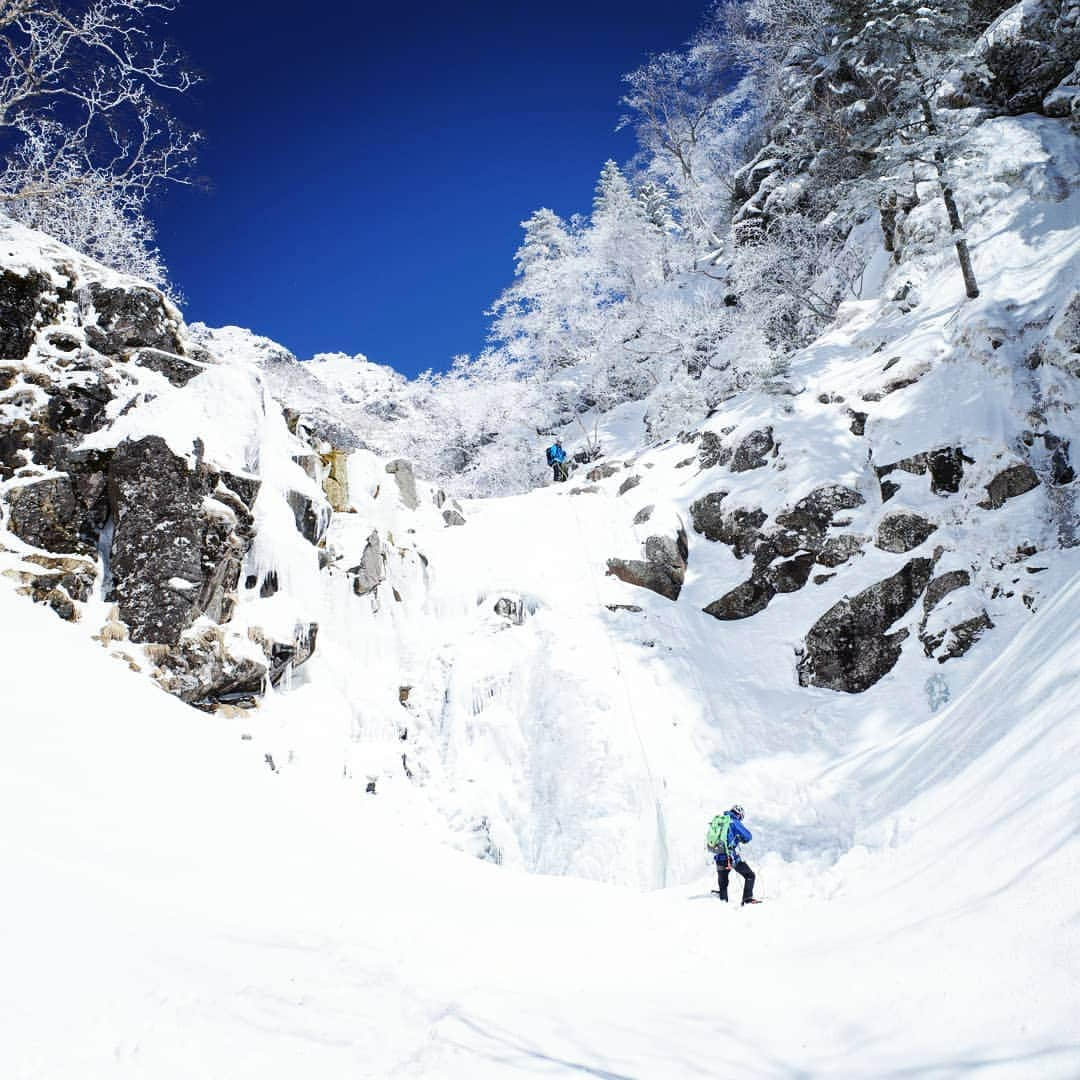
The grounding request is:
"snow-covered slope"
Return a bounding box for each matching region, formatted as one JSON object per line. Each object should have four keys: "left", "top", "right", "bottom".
{"left": 2, "top": 558, "right": 1077, "bottom": 1077}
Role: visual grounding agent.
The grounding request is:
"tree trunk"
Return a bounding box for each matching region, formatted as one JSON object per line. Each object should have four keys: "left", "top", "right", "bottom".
{"left": 919, "top": 95, "right": 980, "bottom": 299}
{"left": 936, "top": 156, "right": 980, "bottom": 299}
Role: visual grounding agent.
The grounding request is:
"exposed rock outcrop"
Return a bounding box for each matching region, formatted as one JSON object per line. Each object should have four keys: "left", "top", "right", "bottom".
{"left": 606, "top": 528, "right": 688, "bottom": 602}
{"left": 82, "top": 283, "right": 183, "bottom": 358}
{"left": 979, "top": 463, "right": 1040, "bottom": 509}
{"left": 704, "top": 577, "right": 775, "bottom": 620}
{"left": 107, "top": 436, "right": 258, "bottom": 644}
{"left": 730, "top": 427, "right": 774, "bottom": 472}
{"left": 876, "top": 447, "right": 972, "bottom": 496}
{"left": 0, "top": 268, "right": 62, "bottom": 359}
{"left": 876, "top": 511, "right": 937, "bottom": 553}
{"left": 698, "top": 431, "right": 732, "bottom": 469}
{"left": 690, "top": 493, "right": 767, "bottom": 559}
{"left": 797, "top": 558, "right": 934, "bottom": 693}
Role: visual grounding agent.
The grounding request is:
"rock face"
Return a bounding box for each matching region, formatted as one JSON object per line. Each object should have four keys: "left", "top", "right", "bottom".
{"left": 107, "top": 436, "right": 258, "bottom": 644}
{"left": 697, "top": 484, "right": 868, "bottom": 620}
{"left": 606, "top": 527, "right": 688, "bottom": 602}
{"left": 876, "top": 511, "right": 937, "bottom": 553}
{"left": 7, "top": 477, "right": 90, "bottom": 555}
{"left": 798, "top": 558, "right": 934, "bottom": 693}
{"left": 618, "top": 474, "right": 641, "bottom": 496}
{"left": 385, "top": 458, "right": 419, "bottom": 509}
{"left": 980, "top": 0, "right": 1080, "bottom": 115}
{"left": 979, "top": 463, "right": 1040, "bottom": 509}
{"left": 83, "top": 283, "right": 183, "bottom": 357}
{"left": 633, "top": 505, "right": 655, "bottom": 525}
{"left": 0, "top": 268, "right": 60, "bottom": 359}
{"left": 0, "top": 226, "right": 338, "bottom": 712}
{"left": 730, "top": 427, "right": 774, "bottom": 472}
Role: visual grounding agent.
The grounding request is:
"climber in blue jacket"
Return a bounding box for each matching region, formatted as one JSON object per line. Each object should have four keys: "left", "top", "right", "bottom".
{"left": 714, "top": 805, "right": 758, "bottom": 904}
{"left": 545, "top": 439, "right": 569, "bottom": 482}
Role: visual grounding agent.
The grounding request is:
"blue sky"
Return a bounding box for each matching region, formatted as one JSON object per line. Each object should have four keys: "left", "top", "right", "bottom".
{"left": 155, "top": 2, "right": 708, "bottom": 376}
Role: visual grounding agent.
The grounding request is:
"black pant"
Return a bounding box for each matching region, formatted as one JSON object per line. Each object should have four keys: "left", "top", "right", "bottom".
{"left": 717, "top": 859, "right": 755, "bottom": 903}
{"left": 552, "top": 462, "right": 568, "bottom": 482}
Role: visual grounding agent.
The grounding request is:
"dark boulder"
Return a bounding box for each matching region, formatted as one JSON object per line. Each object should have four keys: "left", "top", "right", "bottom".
{"left": 618, "top": 474, "right": 642, "bottom": 496}
{"left": 924, "top": 569, "right": 971, "bottom": 613}
{"left": 848, "top": 409, "right": 867, "bottom": 436}
{"left": 606, "top": 528, "right": 688, "bottom": 602}
{"left": 703, "top": 577, "right": 775, "bottom": 620}
{"left": 927, "top": 448, "right": 971, "bottom": 494}
{"left": 82, "top": 283, "right": 182, "bottom": 357}
{"left": 698, "top": 431, "right": 732, "bottom": 469}
{"left": 979, "top": 463, "right": 1040, "bottom": 509}
{"left": 876, "top": 511, "right": 937, "bottom": 553}
{"left": 765, "top": 551, "right": 816, "bottom": 594}
{"left": 980, "top": 1, "right": 1079, "bottom": 114}
{"left": 443, "top": 509, "right": 466, "bottom": 526}
{"left": 816, "top": 534, "right": 867, "bottom": 568}
{"left": 730, "top": 427, "right": 774, "bottom": 472}
{"left": 776, "top": 485, "right": 864, "bottom": 537}
{"left": 797, "top": 558, "right": 934, "bottom": 693}
{"left": 633, "top": 505, "right": 655, "bottom": 525}
{"left": 690, "top": 493, "right": 767, "bottom": 559}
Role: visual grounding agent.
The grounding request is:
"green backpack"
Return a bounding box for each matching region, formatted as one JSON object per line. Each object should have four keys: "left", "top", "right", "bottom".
{"left": 706, "top": 813, "right": 731, "bottom": 855}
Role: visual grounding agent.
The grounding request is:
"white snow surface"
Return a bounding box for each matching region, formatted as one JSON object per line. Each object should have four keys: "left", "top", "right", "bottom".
{"left": 1, "top": 566, "right": 1078, "bottom": 1078}
{"left": 2, "top": 115, "right": 1080, "bottom": 1076}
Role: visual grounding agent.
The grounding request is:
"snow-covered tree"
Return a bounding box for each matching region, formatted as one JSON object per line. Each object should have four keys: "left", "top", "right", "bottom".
{"left": 0, "top": 0, "right": 199, "bottom": 281}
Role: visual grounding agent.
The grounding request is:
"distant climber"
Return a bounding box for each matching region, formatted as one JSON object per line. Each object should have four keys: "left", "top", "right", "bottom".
{"left": 546, "top": 439, "right": 569, "bottom": 483}
{"left": 706, "top": 805, "right": 759, "bottom": 905}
